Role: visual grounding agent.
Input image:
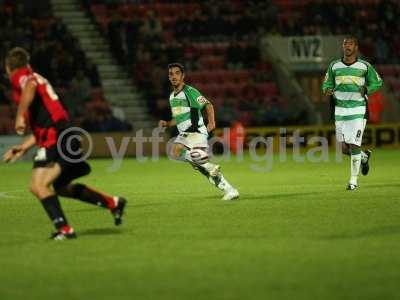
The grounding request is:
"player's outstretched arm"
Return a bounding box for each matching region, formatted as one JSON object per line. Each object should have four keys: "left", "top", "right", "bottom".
{"left": 15, "top": 79, "right": 37, "bottom": 135}
{"left": 205, "top": 102, "right": 216, "bottom": 132}
{"left": 158, "top": 119, "right": 176, "bottom": 128}
{"left": 3, "top": 134, "right": 36, "bottom": 163}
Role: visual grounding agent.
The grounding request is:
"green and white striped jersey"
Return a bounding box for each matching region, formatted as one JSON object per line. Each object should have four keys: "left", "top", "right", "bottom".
{"left": 169, "top": 84, "right": 209, "bottom": 135}
{"left": 322, "top": 58, "right": 383, "bottom": 121}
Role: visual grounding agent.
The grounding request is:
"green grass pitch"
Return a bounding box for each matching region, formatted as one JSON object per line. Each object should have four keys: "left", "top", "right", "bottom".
{"left": 0, "top": 149, "right": 399, "bottom": 300}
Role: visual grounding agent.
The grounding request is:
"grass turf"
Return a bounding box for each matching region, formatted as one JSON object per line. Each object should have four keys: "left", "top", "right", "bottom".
{"left": 0, "top": 148, "right": 399, "bottom": 300}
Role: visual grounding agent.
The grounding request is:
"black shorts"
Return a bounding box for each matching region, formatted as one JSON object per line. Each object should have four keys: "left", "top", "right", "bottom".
{"left": 33, "top": 130, "right": 91, "bottom": 189}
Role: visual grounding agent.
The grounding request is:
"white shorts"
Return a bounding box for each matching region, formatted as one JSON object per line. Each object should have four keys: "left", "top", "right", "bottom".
{"left": 174, "top": 132, "right": 208, "bottom": 149}
{"left": 335, "top": 118, "right": 366, "bottom": 146}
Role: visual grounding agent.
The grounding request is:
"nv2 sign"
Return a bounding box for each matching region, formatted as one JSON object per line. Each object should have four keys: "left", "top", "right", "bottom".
{"left": 289, "top": 36, "right": 323, "bottom": 62}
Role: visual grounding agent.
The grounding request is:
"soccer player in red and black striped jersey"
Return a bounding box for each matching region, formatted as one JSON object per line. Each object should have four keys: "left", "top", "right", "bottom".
{"left": 2, "top": 47, "right": 127, "bottom": 240}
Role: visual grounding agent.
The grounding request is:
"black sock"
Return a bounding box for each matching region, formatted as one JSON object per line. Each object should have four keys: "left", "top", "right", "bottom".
{"left": 191, "top": 163, "right": 221, "bottom": 186}
{"left": 192, "top": 163, "right": 210, "bottom": 178}
{"left": 41, "top": 195, "right": 68, "bottom": 230}
{"left": 70, "top": 184, "right": 115, "bottom": 209}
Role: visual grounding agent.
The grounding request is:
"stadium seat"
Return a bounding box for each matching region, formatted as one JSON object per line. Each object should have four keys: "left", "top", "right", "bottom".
{"left": 200, "top": 56, "right": 225, "bottom": 70}
{"left": 389, "top": 79, "right": 400, "bottom": 92}
{"left": 91, "top": 4, "right": 107, "bottom": 17}
{"left": 90, "top": 88, "right": 105, "bottom": 102}
{"left": 377, "top": 65, "right": 399, "bottom": 77}
{"left": 257, "top": 83, "right": 279, "bottom": 96}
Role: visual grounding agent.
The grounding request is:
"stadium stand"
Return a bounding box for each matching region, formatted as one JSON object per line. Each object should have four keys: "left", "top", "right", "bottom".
{"left": 86, "top": 0, "right": 300, "bottom": 126}
{"left": 2, "top": 0, "right": 399, "bottom": 131}
{"left": 0, "top": 0, "right": 131, "bottom": 134}
{"left": 86, "top": 0, "right": 400, "bottom": 126}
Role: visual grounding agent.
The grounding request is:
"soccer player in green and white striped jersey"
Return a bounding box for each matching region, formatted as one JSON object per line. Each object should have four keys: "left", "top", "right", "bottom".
{"left": 159, "top": 63, "right": 239, "bottom": 200}
{"left": 322, "top": 36, "right": 383, "bottom": 190}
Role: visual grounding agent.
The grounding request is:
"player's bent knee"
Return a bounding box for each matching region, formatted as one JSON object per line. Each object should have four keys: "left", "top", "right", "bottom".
{"left": 54, "top": 185, "right": 69, "bottom": 197}
{"left": 55, "top": 183, "right": 83, "bottom": 198}
{"left": 190, "top": 148, "right": 209, "bottom": 164}
{"left": 349, "top": 144, "right": 360, "bottom": 149}
{"left": 30, "top": 183, "right": 51, "bottom": 199}
{"left": 349, "top": 144, "right": 361, "bottom": 152}
{"left": 30, "top": 184, "right": 44, "bottom": 198}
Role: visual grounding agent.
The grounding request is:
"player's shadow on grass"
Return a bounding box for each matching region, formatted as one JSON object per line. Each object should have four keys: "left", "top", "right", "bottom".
{"left": 0, "top": 228, "right": 124, "bottom": 245}
{"left": 79, "top": 228, "right": 124, "bottom": 236}
{"left": 362, "top": 183, "right": 400, "bottom": 189}
{"left": 208, "top": 192, "right": 319, "bottom": 201}
{"left": 69, "top": 202, "right": 172, "bottom": 212}
{"left": 320, "top": 225, "right": 400, "bottom": 240}
{"left": 247, "top": 192, "right": 320, "bottom": 200}
{"left": 68, "top": 207, "right": 99, "bottom": 213}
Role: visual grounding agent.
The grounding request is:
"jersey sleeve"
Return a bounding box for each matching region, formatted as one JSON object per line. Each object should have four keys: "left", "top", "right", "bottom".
{"left": 366, "top": 63, "right": 383, "bottom": 95}
{"left": 12, "top": 73, "right": 36, "bottom": 91}
{"left": 186, "top": 86, "right": 209, "bottom": 109}
{"left": 321, "top": 61, "right": 335, "bottom": 93}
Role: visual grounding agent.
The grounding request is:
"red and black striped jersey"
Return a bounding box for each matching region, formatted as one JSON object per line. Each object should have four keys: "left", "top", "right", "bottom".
{"left": 10, "top": 66, "right": 70, "bottom": 148}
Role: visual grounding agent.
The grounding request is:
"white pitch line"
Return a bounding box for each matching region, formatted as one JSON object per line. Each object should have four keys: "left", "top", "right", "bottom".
{"left": 0, "top": 189, "right": 25, "bottom": 199}
{"left": 0, "top": 192, "right": 18, "bottom": 199}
